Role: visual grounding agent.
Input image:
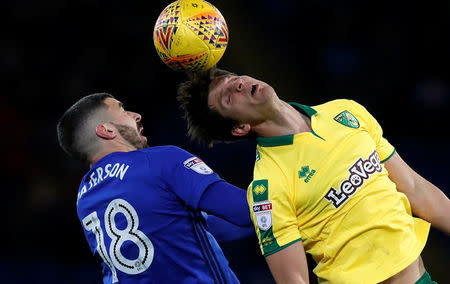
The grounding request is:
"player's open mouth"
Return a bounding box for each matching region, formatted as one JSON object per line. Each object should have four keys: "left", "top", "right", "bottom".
{"left": 251, "top": 84, "right": 257, "bottom": 96}
{"left": 139, "top": 127, "right": 145, "bottom": 137}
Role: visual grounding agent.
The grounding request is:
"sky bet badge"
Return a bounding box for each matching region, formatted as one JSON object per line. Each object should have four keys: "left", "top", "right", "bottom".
{"left": 183, "top": 157, "right": 213, "bottom": 175}
{"left": 253, "top": 200, "right": 273, "bottom": 231}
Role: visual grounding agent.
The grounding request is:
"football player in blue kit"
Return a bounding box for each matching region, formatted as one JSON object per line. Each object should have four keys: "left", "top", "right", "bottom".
{"left": 57, "top": 93, "right": 253, "bottom": 283}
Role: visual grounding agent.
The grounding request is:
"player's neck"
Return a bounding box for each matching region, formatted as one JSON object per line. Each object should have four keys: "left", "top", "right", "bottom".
{"left": 253, "top": 100, "right": 311, "bottom": 138}
{"left": 89, "top": 142, "right": 137, "bottom": 167}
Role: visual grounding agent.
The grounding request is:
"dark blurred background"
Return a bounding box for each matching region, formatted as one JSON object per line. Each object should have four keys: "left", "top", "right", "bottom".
{"left": 2, "top": 0, "right": 449, "bottom": 283}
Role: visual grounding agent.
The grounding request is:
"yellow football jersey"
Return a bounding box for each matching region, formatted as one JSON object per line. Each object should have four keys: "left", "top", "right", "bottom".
{"left": 247, "top": 99, "right": 430, "bottom": 284}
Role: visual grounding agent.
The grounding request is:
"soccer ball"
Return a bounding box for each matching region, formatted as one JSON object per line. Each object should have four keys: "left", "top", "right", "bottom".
{"left": 153, "top": 0, "right": 229, "bottom": 72}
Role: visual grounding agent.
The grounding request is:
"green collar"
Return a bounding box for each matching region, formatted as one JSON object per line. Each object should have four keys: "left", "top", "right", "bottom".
{"left": 288, "top": 102, "right": 317, "bottom": 117}
{"left": 256, "top": 102, "right": 317, "bottom": 147}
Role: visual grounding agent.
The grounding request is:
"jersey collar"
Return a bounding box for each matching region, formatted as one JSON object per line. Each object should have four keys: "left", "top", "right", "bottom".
{"left": 256, "top": 102, "right": 317, "bottom": 147}
{"left": 288, "top": 102, "right": 317, "bottom": 117}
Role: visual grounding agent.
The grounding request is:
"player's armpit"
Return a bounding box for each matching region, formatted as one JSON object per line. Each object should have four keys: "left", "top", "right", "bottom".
{"left": 265, "top": 240, "right": 309, "bottom": 284}
{"left": 385, "top": 152, "right": 450, "bottom": 234}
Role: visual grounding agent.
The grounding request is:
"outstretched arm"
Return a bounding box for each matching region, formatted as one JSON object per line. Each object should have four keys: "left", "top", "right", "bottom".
{"left": 265, "top": 241, "right": 309, "bottom": 284}
{"left": 204, "top": 214, "right": 254, "bottom": 242}
{"left": 384, "top": 152, "right": 450, "bottom": 234}
{"left": 198, "top": 180, "right": 253, "bottom": 227}
{"left": 198, "top": 180, "right": 254, "bottom": 242}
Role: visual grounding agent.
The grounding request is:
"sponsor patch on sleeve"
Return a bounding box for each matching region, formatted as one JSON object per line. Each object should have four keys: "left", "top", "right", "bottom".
{"left": 183, "top": 157, "right": 213, "bottom": 175}
{"left": 253, "top": 200, "right": 273, "bottom": 231}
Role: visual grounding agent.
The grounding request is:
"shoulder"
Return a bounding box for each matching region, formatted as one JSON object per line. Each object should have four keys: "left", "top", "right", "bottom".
{"left": 254, "top": 146, "right": 291, "bottom": 184}
{"left": 138, "top": 145, "right": 191, "bottom": 156}
{"left": 313, "top": 99, "right": 374, "bottom": 122}
{"left": 312, "top": 99, "right": 362, "bottom": 112}
{"left": 138, "top": 145, "right": 196, "bottom": 164}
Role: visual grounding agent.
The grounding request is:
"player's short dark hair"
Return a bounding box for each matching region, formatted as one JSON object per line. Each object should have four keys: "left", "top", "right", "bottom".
{"left": 57, "top": 93, "right": 113, "bottom": 164}
{"left": 177, "top": 67, "right": 255, "bottom": 146}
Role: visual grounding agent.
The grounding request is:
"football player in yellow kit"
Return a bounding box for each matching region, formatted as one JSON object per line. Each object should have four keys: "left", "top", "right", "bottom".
{"left": 176, "top": 67, "right": 450, "bottom": 284}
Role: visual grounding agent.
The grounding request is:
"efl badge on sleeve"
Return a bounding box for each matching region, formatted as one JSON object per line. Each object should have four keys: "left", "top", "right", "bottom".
{"left": 253, "top": 200, "right": 273, "bottom": 231}
{"left": 183, "top": 157, "right": 213, "bottom": 175}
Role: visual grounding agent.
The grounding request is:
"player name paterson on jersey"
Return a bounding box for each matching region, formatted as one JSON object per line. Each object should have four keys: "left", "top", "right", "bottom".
{"left": 77, "top": 163, "right": 130, "bottom": 202}
{"left": 324, "top": 150, "right": 382, "bottom": 208}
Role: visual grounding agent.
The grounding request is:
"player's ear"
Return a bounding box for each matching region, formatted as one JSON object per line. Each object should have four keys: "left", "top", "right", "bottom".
{"left": 231, "top": 123, "right": 251, "bottom": 137}
{"left": 95, "top": 123, "right": 117, "bottom": 140}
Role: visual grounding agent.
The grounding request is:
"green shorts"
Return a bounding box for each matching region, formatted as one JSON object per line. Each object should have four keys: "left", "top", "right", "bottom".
{"left": 416, "top": 272, "right": 437, "bottom": 284}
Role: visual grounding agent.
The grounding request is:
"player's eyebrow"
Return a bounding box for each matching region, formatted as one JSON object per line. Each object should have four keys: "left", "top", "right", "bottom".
{"left": 209, "top": 75, "right": 229, "bottom": 92}
{"left": 208, "top": 76, "right": 227, "bottom": 110}
{"left": 208, "top": 74, "right": 238, "bottom": 110}
{"left": 210, "top": 79, "right": 229, "bottom": 109}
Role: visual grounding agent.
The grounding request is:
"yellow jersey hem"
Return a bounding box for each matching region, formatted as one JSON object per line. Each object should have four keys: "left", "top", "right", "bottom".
{"left": 372, "top": 219, "right": 430, "bottom": 284}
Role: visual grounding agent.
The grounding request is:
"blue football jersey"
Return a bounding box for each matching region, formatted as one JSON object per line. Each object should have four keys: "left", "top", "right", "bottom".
{"left": 76, "top": 146, "right": 240, "bottom": 284}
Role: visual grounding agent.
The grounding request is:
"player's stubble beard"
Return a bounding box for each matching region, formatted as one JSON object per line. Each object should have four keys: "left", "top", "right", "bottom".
{"left": 112, "top": 122, "right": 149, "bottom": 150}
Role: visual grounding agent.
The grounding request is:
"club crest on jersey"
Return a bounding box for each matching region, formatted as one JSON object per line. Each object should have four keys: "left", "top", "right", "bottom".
{"left": 183, "top": 157, "right": 213, "bottom": 175}
{"left": 253, "top": 200, "right": 273, "bottom": 231}
{"left": 334, "top": 110, "right": 360, "bottom": 128}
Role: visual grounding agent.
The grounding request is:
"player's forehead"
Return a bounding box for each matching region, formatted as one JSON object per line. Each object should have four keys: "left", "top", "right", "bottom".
{"left": 209, "top": 74, "right": 234, "bottom": 92}
{"left": 104, "top": 98, "right": 123, "bottom": 109}
{"left": 208, "top": 75, "right": 228, "bottom": 109}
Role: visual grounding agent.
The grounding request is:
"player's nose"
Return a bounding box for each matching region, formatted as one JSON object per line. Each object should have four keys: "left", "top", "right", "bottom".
{"left": 128, "top": 111, "right": 142, "bottom": 122}
{"left": 235, "top": 78, "right": 244, "bottom": 92}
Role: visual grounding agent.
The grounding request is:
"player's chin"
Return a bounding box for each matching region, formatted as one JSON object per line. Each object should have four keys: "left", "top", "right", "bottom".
{"left": 135, "top": 135, "right": 148, "bottom": 149}
{"left": 264, "top": 87, "right": 278, "bottom": 103}
{"left": 254, "top": 87, "right": 274, "bottom": 104}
